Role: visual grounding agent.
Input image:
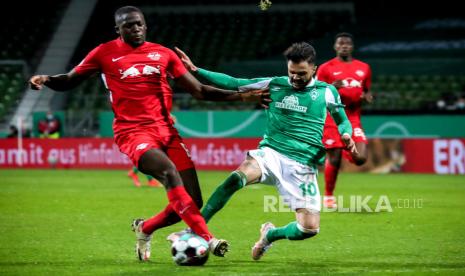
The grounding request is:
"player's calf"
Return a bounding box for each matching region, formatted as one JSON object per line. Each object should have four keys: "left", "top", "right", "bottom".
{"left": 287, "top": 224, "right": 319, "bottom": 240}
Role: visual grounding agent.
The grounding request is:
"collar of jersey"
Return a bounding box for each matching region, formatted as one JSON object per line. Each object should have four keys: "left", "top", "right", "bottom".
{"left": 287, "top": 77, "right": 316, "bottom": 89}
{"left": 117, "top": 37, "right": 146, "bottom": 49}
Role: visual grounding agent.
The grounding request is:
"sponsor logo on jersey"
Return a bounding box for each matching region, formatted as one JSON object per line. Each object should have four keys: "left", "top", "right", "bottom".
{"left": 275, "top": 95, "right": 308, "bottom": 113}
{"left": 147, "top": 52, "right": 161, "bottom": 61}
{"left": 119, "top": 66, "right": 141, "bottom": 79}
{"left": 119, "top": 64, "right": 161, "bottom": 79}
{"left": 142, "top": 65, "right": 161, "bottom": 75}
{"left": 356, "top": 70, "right": 365, "bottom": 77}
{"left": 333, "top": 71, "right": 342, "bottom": 75}
{"left": 342, "top": 78, "right": 362, "bottom": 88}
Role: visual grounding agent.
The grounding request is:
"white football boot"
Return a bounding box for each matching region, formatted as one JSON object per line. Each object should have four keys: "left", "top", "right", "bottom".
{"left": 251, "top": 222, "right": 275, "bottom": 260}
{"left": 209, "top": 238, "right": 230, "bottom": 257}
{"left": 131, "top": 219, "right": 152, "bottom": 261}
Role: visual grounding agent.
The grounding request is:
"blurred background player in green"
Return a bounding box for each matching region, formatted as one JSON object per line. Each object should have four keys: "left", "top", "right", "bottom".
{"left": 128, "top": 166, "right": 162, "bottom": 187}
{"left": 316, "top": 33, "right": 373, "bottom": 208}
{"left": 174, "top": 43, "right": 356, "bottom": 260}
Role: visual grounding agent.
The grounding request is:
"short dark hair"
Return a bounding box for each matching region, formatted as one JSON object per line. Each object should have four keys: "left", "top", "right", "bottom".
{"left": 334, "top": 32, "right": 354, "bottom": 41}
{"left": 284, "top": 42, "right": 316, "bottom": 64}
{"left": 114, "top": 6, "right": 143, "bottom": 25}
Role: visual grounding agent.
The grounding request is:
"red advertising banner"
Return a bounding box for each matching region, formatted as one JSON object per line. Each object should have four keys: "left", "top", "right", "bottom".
{"left": 2, "top": 138, "right": 463, "bottom": 174}
{"left": 0, "top": 138, "right": 261, "bottom": 170}
{"left": 402, "top": 139, "right": 465, "bottom": 174}
{"left": 187, "top": 138, "right": 261, "bottom": 170}
{"left": 0, "top": 138, "right": 132, "bottom": 169}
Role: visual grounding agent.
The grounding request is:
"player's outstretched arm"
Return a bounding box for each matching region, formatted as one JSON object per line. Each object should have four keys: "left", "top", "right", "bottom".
{"left": 29, "top": 69, "right": 89, "bottom": 91}
{"left": 175, "top": 71, "right": 270, "bottom": 106}
{"left": 176, "top": 47, "right": 270, "bottom": 91}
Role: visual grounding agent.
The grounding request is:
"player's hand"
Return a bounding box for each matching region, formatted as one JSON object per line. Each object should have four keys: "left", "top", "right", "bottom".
{"left": 240, "top": 88, "right": 271, "bottom": 108}
{"left": 174, "top": 47, "right": 198, "bottom": 72}
{"left": 341, "top": 133, "right": 358, "bottom": 155}
{"left": 332, "top": 80, "right": 344, "bottom": 89}
{"left": 29, "top": 75, "right": 50, "bottom": 90}
{"left": 361, "top": 92, "right": 374, "bottom": 103}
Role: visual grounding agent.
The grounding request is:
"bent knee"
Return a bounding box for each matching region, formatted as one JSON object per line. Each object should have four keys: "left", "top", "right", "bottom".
{"left": 296, "top": 223, "right": 319, "bottom": 239}
{"left": 299, "top": 221, "right": 320, "bottom": 233}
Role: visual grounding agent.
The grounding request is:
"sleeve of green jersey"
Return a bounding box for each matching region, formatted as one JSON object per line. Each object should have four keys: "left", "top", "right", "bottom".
{"left": 197, "top": 68, "right": 272, "bottom": 92}
{"left": 325, "top": 85, "right": 353, "bottom": 137}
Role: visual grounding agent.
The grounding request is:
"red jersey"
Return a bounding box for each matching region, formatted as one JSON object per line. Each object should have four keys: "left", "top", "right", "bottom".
{"left": 317, "top": 57, "right": 371, "bottom": 126}
{"left": 74, "top": 38, "right": 187, "bottom": 136}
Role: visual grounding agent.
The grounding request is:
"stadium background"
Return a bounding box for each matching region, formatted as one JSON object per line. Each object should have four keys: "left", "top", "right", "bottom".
{"left": 1, "top": 0, "right": 464, "bottom": 173}
{"left": 1, "top": 0, "right": 465, "bottom": 274}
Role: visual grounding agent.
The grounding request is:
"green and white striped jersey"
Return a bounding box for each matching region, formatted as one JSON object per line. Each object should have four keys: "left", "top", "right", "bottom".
{"left": 197, "top": 68, "right": 352, "bottom": 166}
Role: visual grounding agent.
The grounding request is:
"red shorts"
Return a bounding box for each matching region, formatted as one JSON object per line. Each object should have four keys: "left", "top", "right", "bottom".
{"left": 322, "top": 121, "right": 368, "bottom": 150}
{"left": 115, "top": 130, "right": 194, "bottom": 171}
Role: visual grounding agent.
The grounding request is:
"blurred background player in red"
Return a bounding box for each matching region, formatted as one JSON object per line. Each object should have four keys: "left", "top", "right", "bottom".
{"left": 29, "top": 6, "right": 269, "bottom": 260}
{"left": 38, "top": 110, "right": 61, "bottom": 138}
{"left": 128, "top": 166, "right": 162, "bottom": 187}
{"left": 316, "top": 32, "right": 373, "bottom": 208}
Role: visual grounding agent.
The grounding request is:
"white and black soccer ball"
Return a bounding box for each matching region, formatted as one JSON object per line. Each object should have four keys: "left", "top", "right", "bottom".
{"left": 171, "top": 233, "right": 210, "bottom": 266}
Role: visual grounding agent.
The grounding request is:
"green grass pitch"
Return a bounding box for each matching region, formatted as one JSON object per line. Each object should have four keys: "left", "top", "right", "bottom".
{"left": 1, "top": 169, "right": 464, "bottom": 275}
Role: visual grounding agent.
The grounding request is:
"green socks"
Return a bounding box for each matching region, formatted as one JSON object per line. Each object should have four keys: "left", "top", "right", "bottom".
{"left": 201, "top": 171, "right": 247, "bottom": 223}
{"left": 266, "top": 222, "right": 318, "bottom": 242}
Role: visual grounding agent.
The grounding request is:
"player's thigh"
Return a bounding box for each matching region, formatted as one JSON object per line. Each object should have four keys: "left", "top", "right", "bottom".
{"left": 327, "top": 148, "right": 342, "bottom": 166}
{"left": 138, "top": 149, "right": 182, "bottom": 187}
{"left": 295, "top": 208, "right": 320, "bottom": 230}
{"left": 165, "top": 136, "right": 196, "bottom": 172}
{"left": 237, "top": 155, "right": 262, "bottom": 185}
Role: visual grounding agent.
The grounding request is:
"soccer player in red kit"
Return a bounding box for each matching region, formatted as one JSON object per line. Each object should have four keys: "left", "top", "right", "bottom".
{"left": 29, "top": 6, "right": 269, "bottom": 260}
{"left": 316, "top": 33, "right": 373, "bottom": 208}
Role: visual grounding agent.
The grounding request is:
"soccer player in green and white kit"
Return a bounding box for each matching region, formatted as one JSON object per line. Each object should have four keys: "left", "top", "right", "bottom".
{"left": 175, "top": 43, "right": 357, "bottom": 260}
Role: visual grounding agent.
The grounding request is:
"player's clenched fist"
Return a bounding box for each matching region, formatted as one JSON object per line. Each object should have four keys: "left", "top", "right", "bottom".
{"left": 341, "top": 133, "right": 358, "bottom": 155}
{"left": 29, "top": 75, "right": 50, "bottom": 90}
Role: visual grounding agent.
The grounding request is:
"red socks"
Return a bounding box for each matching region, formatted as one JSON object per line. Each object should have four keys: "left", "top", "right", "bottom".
{"left": 324, "top": 158, "right": 339, "bottom": 196}
{"left": 141, "top": 186, "right": 213, "bottom": 241}
{"left": 141, "top": 204, "right": 181, "bottom": 234}
{"left": 166, "top": 186, "right": 213, "bottom": 241}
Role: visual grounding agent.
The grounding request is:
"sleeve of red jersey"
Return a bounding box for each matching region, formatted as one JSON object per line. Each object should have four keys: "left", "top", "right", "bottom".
{"left": 364, "top": 65, "right": 372, "bottom": 92}
{"left": 73, "top": 45, "right": 102, "bottom": 76}
{"left": 167, "top": 49, "right": 188, "bottom": 79}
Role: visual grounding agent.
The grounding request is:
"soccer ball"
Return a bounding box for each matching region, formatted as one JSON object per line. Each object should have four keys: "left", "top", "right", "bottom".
{"left": 171, "top": 233, "right": 210, "bottom": 266}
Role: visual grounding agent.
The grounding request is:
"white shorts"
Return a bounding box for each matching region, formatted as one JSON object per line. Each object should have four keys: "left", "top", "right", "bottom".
{"left": 248, "top": 147, "right": 321, "bottom": 212}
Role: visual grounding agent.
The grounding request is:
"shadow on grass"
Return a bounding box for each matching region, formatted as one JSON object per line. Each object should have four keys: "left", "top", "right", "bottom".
{"left": 1, "top": 258, "right": 464, "bottom": 275}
